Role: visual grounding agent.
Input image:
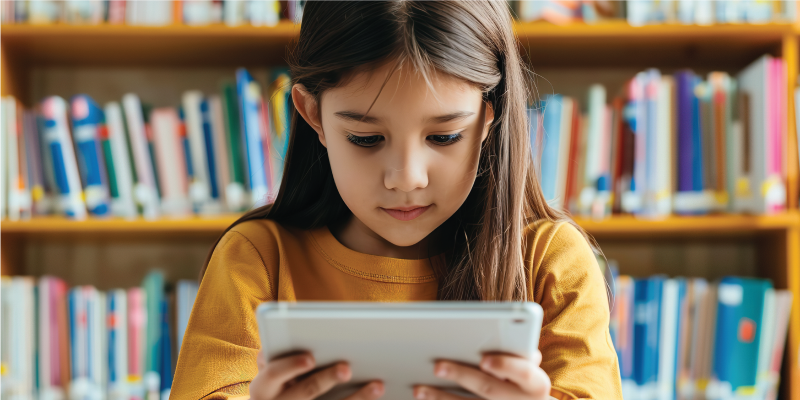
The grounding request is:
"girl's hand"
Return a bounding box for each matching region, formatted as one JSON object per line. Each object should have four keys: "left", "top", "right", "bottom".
{"left": 249, "top": 350, "right": 385, "bottom": 400}
{"left": 413, "top": 351, "right": 551, "bottom": 400}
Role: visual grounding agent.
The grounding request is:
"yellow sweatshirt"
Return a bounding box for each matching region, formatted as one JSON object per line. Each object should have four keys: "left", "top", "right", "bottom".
{"left": 170, "top": 219, "right": 622, "bottom": 400}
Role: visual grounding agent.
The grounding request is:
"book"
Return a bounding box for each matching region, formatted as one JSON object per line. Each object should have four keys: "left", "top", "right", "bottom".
{"left": 103, "top": 102, "right": 138, "bottom": 219}
{"left": 150, "top": 108, "right": 191, "bottom": 218}
{"left": 237, "top": 68, "right": 270, "bottom": 208}
{"left": 41, "top": 96, "right": 87, "bottom": 220}
{"left": 70, "top": 94, "right": 112, "bottom": 217}
{"left": 122, "top": 93, "right": 160, "bottom": 220}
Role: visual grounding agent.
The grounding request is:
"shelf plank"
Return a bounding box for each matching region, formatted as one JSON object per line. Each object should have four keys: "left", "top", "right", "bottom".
{"left": 0, "top": 21, "right": 792, "bottom": 69}
{"left": 574, "top": 212, "right": 800, "bottom": 237}
{"left": 2, "top": 213, "right": 798, "bottom": 236}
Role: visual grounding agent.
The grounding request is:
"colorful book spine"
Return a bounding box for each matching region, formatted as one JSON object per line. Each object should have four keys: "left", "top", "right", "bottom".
{"left": 122, "top": 93, "right": 159, "bottom": 220}
{"left": 70, "top": 94, "right": 112, "bottom": 217}
{"left": 41, "top": 96, "right": 87, "bottom": 220}
{"left": 150, "top": 108, "right": 190, "bottom": 217}
{"left": 236, "top": 68, "right": 270, "bottom": 207}
{"left": 539, "top": 94, "right": 562, "bottom": 205}
{"left": 220, "top": 81, "right": 247, "bottom": 212}
{"left": 182, "top": 91, "right": 213, "bottom": 214}
{"left": 103, "top": 102, "right": 138, "bottom": 220}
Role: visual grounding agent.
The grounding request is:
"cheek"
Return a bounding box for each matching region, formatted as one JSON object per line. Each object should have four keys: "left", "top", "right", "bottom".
{"left": 325, "top": 136, "right": 378, "bottom": 206}
{"left": 432, "top": 139, "right": 483, "bottom": 207}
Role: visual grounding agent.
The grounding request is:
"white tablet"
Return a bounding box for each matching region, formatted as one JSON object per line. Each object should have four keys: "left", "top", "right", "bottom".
{"left": 255, "top": 302, "right": 543, "bottom": 400}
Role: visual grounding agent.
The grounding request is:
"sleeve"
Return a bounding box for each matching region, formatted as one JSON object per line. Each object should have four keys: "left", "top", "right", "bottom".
{"left": 529, "top": 222, "right": 623, "bottom": 400}
{"left": 170, "top": 230, "right": 275, "bottom": 400}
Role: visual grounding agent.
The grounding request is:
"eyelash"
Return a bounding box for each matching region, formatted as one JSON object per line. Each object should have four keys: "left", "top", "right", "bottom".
{"left": 345, "top": 132, "right": 465, "bottom": 148}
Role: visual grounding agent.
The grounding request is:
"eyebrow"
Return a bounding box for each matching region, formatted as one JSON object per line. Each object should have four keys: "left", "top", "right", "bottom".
{"left": 333, "top": 110, "right": 476, "bottom": 125}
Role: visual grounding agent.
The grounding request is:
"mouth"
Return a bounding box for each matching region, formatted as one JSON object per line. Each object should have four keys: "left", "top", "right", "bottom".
{"left": 380, "top": 205, "right": 432, "bottom": 221}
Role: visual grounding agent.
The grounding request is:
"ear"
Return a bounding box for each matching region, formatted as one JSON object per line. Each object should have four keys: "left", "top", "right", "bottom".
{"left": 292, "top": 83, "right": 327, "bottom": 148}
{"left": 480, "top": 101, "right": 495, "bottom": 143}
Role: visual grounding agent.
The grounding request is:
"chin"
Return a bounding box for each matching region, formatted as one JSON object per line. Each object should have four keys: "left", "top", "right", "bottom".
{"left": 371, "top": 224, "right": 433, "bottom": 248}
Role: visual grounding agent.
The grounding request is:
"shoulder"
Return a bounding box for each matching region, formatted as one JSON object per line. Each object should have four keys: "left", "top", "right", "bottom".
{"left": 522, "top": 219, "right": 606, "bottom": 305}
{"left": 207, "top": 219, "right": 307, "bottom": 296}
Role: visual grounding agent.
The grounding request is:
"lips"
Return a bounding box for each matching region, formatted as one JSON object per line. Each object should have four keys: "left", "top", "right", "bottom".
{"left": 381, "top": 205, "right": 431, "bottom": 221}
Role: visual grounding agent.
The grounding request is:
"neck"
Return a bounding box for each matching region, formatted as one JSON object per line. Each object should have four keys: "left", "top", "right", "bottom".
{"left": 329, "top": 214, "right": 452, "bottom": 260}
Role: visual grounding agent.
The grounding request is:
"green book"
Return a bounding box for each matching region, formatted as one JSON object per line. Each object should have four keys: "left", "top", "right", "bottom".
{"left": 221, "top": 80, "right": 247, "bottom": 210}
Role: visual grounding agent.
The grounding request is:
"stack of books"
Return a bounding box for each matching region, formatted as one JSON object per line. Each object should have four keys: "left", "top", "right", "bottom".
{"left": 514, "top": 0, "right": 797, "bottom": 25}
{"left": 0, "top": 0, "right": 304, "bottom": 26}
{"left": 0, "top": 271, "right": 200, "bottom": 400}
{"left": 1, "top": 67, "right": 291, "bottom": 221}
{"left": 532, "top": 54, "right": 789, "bottom": 220}
{"left": 609, "top": 267, "right": 792, "bottom": 400}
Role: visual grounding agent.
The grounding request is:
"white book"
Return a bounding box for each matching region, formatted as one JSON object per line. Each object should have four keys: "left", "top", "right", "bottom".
{"left": 182, "top": 91, "right": 213, "bottom": 214}
{"left": 176, "top": 280, "right": 199, "bottom": 354}
{"left": 579, "top": 84, "right": 606, "bottom": 217}
{"left": 150, "top": 108, "right": 191, "bottom": 218}
{"left": 122, "top": 93, "right": 160, "bottom": 220}
{"left": 224, "top": 0, "right": 246, "bottom": 26}
{"left": 42, "top": 96, "right": 87, "bottom": 220}
{"left": 693, "top": 0, "right": 714, "bottom": 25}
{"left": 653, "top": 76, "right": 674, "bottom": 218}
{"left": 0, "top": 276, "right": 12, "bottom": 396}
{"left": 183, "top": 0, "right": 212, "bottom": 26}
{"left": 554, "top": 97, "right": 573, "bottom": 210}
{"left": 657, "top": 279, "right": 680, "bottom": 400}
{"left": 9, "top": 278, "right": 36, "bottom": 400}
{"left": 37, "top": 277, "right": 52, "bottom": 400}
{"left": 627, "top": 0, "right": 652, "bottom": 26}
{"left": 734, "top": 55, "right": 772, "bottom": 214}
{"left": 104, "top": 102, "right": 138, "bottom": 219}
{"left": 1, "top": 98, "right": 9, "bottom": 220}
{"left": 755, "top": 288, "right": 776, "bottom": 397}
{"left": 764, "top": 291, "right": 792, "bottom": 400}
{"left": 249, "top": 0, "right": 279, "bottom": 27}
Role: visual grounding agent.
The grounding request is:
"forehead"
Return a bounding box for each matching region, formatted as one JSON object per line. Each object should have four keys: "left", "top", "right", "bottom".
{"left": 321, "top": 62, "right": 483, "bottom": 122}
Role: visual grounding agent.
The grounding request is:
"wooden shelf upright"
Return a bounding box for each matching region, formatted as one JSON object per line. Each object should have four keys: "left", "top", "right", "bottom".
{"left": 1, "top": 20, "right": 800, "bottom": 399}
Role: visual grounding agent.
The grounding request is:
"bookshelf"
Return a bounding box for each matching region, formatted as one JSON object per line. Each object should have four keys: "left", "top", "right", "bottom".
{"left": 2, "top": 20, "right": 800, "bottom": 399}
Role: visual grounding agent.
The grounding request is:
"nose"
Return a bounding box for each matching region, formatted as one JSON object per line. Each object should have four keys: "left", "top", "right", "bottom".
{"left": 383, "top": 143, "right": 429, "bottom": 192}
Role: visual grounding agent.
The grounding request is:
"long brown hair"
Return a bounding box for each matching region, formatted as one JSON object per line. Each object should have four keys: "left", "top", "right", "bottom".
{"left": 200, "top": 1, "right": 598, "bottom": 302}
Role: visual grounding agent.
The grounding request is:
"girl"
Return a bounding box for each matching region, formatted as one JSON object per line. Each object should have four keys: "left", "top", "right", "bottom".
{"left": 171, "top": 2, "right": 622, "bottom": 400}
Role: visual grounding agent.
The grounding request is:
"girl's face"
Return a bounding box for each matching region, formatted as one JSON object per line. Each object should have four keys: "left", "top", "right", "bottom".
{"left": 292, "top": 62, "right": 494, "bottom": 256}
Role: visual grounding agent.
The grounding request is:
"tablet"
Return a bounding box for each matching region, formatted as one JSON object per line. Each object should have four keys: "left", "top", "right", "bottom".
{"left": 255, "top": 302, "right": 543, "bottom": 400}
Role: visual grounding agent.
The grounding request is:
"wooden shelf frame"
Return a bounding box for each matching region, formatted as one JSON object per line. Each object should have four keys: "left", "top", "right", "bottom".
{"left": 1, "top": 20, "right": 800, "bottom": 399}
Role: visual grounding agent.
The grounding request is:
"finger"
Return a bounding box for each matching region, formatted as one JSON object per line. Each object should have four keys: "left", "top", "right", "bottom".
{"left": 479, "top": 352, "right": 544, "bottom": 391}
{"left": 265, "top": 353, "right": 316, "bottom": 386}
{"left": 433, "top": 360, "right": 523, "bottom": 400}
{"left": 281, "top": 362, "right": 351, "bottom": 400}
{"left": 256, "top": 349, "right": 267, "bottom": 370}
{"left": 413, "top": 386, "right": 472, "bottom": 400}
{"left": 344, "top": 381, "right": 385, "bottom": 400}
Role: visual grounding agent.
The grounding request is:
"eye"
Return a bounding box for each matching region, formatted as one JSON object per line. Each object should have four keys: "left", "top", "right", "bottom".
{"left": 346, "top": 133, "right": 384, "bottom": 147}
{"left": 427, "top": 133, "right": 464, "bottom": 146}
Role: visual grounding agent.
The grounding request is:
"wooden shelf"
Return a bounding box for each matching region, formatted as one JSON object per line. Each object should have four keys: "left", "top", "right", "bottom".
{"left": 3, "top": 213, "right": 798, "bottom": 236}
{"left": 574, "top": 212, "right": 800, "bottom": 237}
{"left": 0, "top": 21, "right": 792, "bottom": 69}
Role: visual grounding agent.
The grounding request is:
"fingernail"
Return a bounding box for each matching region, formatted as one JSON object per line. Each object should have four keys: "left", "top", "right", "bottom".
{"left": 415, "top": 388, "right": 426, "bottom": 399}
{"left": 435, "top": 364, "right": 448, "bottom": 378}
{"left": 371, "top": 383, "right": 382, "bottom": 396}
{"left": 336, "top": 363, "right": 349, "bottom": 380}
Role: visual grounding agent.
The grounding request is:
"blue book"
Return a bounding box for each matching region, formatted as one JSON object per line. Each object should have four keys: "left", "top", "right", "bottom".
{"left": 633, "top": 277, "right": 663, "bottom": 392}
{"left": 200, "top": 99, "right": 221, "bottom": 202}
{"left": 539, "top": 95, "right": 562, "bottom": 203}
{"left": 236, "top": 68, "right": 269, "bottom": 206}
{"left": 713, "top": 277, "right": 771, "bottom": 394}
{"left": 42, "top": 96, "right": 87, "bottom": 220}
{"left": 690, "top": 75, "right": 705, "bottom": 195}
{"left": 159, "top": 300, "right": 173, "bottom": 400}
{"left": 70, "top": 95, "right": 111, "bottom": 217}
